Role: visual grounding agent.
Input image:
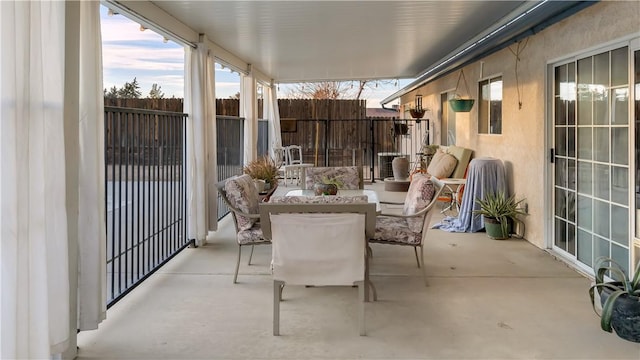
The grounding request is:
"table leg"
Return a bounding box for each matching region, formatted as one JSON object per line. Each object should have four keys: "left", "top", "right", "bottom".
{"left": 300, "top": 166, "right": 307, "bottom": 190}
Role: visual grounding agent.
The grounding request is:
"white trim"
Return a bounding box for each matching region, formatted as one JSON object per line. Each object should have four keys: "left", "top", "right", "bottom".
{"left": 544, "top": 62, "right": 554, "bottom": 250}
{"left": 478, "top": 72, "right": 503, "bottom": 83}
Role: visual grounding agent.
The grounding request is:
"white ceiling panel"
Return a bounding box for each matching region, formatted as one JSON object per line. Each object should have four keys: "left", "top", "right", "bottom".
{"left": 149, "top": 1, "right": 525, "bottom": 82}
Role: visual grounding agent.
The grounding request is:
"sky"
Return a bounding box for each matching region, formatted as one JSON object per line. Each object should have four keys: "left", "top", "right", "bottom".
{"left": 100, "top": 5, "right": 409, "bottom": 108}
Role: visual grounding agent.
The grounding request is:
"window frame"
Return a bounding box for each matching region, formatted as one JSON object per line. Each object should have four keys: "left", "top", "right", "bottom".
{"left": 478, "top": 75, "right": 503, "bottom": 135}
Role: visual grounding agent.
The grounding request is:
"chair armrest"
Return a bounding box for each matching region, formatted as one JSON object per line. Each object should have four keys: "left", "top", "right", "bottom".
{"left": 379, "top": 200, "right": 404, "bottom": 205}
{"left": 377, "top": 210, "right": 425, "bottom": 219}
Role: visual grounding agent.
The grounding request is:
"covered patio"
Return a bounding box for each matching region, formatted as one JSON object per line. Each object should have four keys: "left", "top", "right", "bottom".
{"left": 3, "top": 1, "right": 640, "bottom": 358}
{"left": 76, "top": 182, "right": 640, "bottom": 358}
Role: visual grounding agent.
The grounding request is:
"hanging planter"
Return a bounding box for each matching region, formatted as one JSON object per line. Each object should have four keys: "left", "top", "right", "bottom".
{"left": 449, "top": 99, "right": 475, "bottom": 112}
{"left": 449, "top": 69, "right": 475, "bottom": 113}
{"left": 409, "top": 108, "right": 426, "bottom": 119}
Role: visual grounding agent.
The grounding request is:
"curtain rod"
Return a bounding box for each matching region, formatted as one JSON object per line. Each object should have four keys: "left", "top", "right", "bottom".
{"left": 102, "top": 0, "right": 197, "bottom": 49}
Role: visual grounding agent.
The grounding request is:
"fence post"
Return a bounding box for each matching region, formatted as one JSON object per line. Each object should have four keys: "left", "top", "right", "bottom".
{"left": 370, "top": 118, "right": 376, "bottom": 182}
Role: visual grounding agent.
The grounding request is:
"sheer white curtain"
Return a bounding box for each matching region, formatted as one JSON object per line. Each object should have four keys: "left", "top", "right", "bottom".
{"left": 77, "top": 0, "right": 106, "bottom": 331}
{"left": 265, "top": 84, "right": 282, "bottom": 159}
{"left": 185, "top": 38, "right": 217, "bottom": 243}
{"left": 1, "top": 1, "right": 70, "bottom": 358}
{"left": 240, "top": 73, "right": 257, "bottom": 164}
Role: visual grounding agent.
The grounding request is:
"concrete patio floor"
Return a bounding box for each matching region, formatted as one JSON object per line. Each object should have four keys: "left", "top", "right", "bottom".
{"left": 77, "top": 182, "right": 640, "bottom": 359}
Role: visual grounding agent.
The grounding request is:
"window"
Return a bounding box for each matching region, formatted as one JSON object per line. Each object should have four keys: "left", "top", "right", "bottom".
{"left": 478, "top": 76, "right": 503, "bottom": 134}
{"left": 441, "top": 92, "right": 456, "bottom": 145}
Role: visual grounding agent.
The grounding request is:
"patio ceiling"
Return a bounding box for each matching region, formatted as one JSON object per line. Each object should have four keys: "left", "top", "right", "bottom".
{"left": 114, "top": 1, "right": 592, "bottom": 86}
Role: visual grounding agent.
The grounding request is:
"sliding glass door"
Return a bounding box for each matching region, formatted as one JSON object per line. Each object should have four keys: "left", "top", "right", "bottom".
{"left": 552, "top": 45, "right": 632, "bottom": 274}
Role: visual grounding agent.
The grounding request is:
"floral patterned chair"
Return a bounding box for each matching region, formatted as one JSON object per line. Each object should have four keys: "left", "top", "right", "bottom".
{"left": 217, "top": 174, "right": 270, "bottom": 284}
{"left": 304, "top": 166, "right": 363, "bottom": 190}
{"left": 368, "top": 174, "right": 444, "bottom": 286}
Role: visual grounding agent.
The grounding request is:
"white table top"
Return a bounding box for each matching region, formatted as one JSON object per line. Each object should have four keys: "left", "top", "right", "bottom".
{"left": 285, "top": 189, "right": 381, "bottom": 212}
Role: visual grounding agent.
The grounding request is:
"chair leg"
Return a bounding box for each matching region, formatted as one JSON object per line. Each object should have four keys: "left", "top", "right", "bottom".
{"left": 247, "top": 245, "right": 255, "bottom": 265}
{"left": 233, "top": 245, "right": 242, "bottom": 284}
{"left": 420, "top": 245, "right": 429, "bottom": 287}
{"left": 413, "top": 247, "right": 420, "bottom": 268}
{"left": 357, "top": 280, "right": 366, "bottom": 336}
{"left": 364, "top": 253, "right": 377, "bottom": 302}
{"left": 273, "top": 280, "right": 284, "bottom": 336}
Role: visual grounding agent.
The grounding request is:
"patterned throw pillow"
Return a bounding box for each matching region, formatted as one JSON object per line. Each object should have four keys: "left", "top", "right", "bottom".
{"left": 224, "top": 174, "right": 260, "bottom": 231}
{"left": 402, "top": 174, "right": 435, "bottom": 232}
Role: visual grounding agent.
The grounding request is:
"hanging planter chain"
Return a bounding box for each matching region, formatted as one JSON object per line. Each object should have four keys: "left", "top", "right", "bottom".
{"left": 454, "top": 69, "right": 471, "bottom": 99}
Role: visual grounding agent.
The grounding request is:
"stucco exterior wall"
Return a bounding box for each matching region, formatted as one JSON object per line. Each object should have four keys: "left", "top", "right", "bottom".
{"left": 401, "top": 1, "right": 640, "bottom": 248}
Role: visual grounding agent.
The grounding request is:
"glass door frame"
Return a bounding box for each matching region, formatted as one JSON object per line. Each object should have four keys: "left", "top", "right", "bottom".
{"left": 546, "top": 37, "right": 638, "bottom": 276}
{"left": 631, "top": 37, "right": 640, "bottom": 272}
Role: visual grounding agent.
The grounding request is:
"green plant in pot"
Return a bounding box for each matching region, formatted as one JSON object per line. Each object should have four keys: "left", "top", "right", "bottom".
{"left": 313, "top": 175, "right": 344, "bottom": 195}
{"left": 243, "top": 155, "right": 279, "bottom": 192}
{"left": 473, "top": 191, "right": 526, "bottom": 239}
{"left": 588, "top": 257, "right": 640, "bottom": 343}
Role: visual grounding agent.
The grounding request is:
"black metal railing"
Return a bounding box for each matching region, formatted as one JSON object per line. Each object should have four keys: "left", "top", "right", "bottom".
{"left": 104, "top": 106, "right": 190, "bottom": 307}
{"left": 216, "top": 116, "right": 245, "bottom": 219}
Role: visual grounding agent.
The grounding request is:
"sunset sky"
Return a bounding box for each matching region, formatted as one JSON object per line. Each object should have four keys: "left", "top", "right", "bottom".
{"left": 100, "top": 5, "right": 409, "bottom": 107}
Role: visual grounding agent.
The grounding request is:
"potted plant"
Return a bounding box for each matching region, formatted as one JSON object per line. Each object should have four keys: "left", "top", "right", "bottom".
{"left": 588, "top": 257, "right": 640, "bottom": 343}
{"left": 243, "top": 155, "right": 279, "bottom": 193}
{"left": 313, "top": 175, "right": 344, "bottom": 195}
{"left": 473, "top": 191, "right": 526, "bottom": 239}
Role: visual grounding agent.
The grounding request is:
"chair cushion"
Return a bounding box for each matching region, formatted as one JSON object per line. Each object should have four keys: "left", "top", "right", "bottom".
{"left": 270, "top": 195, "right": 368, "bottom": 204}
{"left": 224, "top": 174, "right": 260, "bottom": 231}
{"left": 427, "top": 150, "right": 458, "bottom": 178}
{"left": 372, "top": 216, "right": 421, "bottom": 245}
{"left": 403, "top": 174, "right": 435, "bottom": 232}
{"left": 305, "top": 166, "right": 361, "bottom": 190}
{"left": 237, "top": 222, "right": 268, "bottom": 245}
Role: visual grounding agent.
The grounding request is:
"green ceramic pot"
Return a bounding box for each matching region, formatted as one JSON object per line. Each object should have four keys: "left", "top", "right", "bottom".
{"left": 483, "top": 216, "right": 509, "bottom": 240}
{"left": 449, "top": 99, "right": 475, "bottom": 112}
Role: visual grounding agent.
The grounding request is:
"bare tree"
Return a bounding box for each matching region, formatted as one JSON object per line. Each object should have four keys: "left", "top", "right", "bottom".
{"left": 284, "top": 79, "right": 396, "bottom": 100}
{"left": 284, "top": 81, "right": 350, "bottom": 99}
{"left": 148, "top": 83, "right": 165, "bottom": 99}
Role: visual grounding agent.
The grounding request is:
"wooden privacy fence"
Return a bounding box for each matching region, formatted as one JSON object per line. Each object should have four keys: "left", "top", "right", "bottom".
{"left": 104, "top": 98, "right": 401, "bottom": 179}
{"left": 280, "top": 118, "right": 398, "bottom": 180}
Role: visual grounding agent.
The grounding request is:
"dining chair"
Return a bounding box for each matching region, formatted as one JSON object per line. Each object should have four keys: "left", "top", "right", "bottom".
{"left": 283, "top": 145, "right": 312, "bottom": 186}
{"left": 259, "top": 200, "right": 376, "bottom": 336}
{"left": 272, "top": 146, "right": 287, "bottom": 179}
{"left": 369, "top": 174, "right": 445, "bottom": 286}
{"left": 217, "top": 174, "right": 270, "bottom": 284}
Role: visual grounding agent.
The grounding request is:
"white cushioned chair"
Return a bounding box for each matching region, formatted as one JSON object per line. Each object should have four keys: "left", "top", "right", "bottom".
{"left": 259, "top": 197, "right": 376, "bottom": 336}
{"left": 369, "top": 174, "right": 445, "bottom": 286}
